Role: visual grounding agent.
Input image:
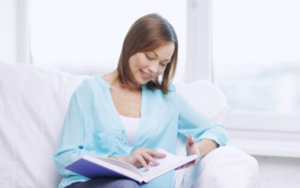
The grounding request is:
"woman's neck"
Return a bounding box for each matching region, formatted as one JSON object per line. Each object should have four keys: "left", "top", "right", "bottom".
{"left": 102, "top": 70, "right": 141, "bottom": 91}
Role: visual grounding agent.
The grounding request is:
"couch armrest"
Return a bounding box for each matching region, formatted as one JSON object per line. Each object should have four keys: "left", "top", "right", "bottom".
{"left": 181, "top": 145, "right": 259, "bottom": 188}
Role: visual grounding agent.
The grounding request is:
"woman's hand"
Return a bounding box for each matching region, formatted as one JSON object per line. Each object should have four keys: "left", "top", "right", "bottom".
{"left": 122, "top": 147, "right": 166, "bottom": 170}
{"left": 176, "top": 135, "right": 201, "bottom": 170}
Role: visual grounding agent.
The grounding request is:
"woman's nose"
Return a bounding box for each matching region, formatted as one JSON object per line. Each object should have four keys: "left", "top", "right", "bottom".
{"left": 148, "top": 61, "right": 159, "bottom": 74}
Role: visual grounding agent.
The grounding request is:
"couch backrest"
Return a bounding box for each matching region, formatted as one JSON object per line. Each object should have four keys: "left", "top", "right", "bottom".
{"left": 0, "top": 61, "right": 230, "bottom": 188}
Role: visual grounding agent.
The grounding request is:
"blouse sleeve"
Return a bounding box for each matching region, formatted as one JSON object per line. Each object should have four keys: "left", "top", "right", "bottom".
{"left": 176, "top": 90, "right": 228, "bottom": 148}
{"left": 53, "top": 81, "right": 110, "bottom": 176}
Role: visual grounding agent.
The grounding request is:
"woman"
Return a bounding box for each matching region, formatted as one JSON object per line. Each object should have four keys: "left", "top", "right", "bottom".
{"left": 53, "top": 13, "right": 228, "bottom": 188}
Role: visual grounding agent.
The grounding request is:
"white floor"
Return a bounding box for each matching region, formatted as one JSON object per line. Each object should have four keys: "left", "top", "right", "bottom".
{"left": 253, "top": 156, "right": 300, "bottom": 188}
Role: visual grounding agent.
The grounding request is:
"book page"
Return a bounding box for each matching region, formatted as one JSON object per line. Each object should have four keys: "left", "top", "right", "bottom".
{"left": 91, "top": 156, "right": 141, "bottom": 176}
{"left": 141, "top": 148, "right": 199, "bottom": 182}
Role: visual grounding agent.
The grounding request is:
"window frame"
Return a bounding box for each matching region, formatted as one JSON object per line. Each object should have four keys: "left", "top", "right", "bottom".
{"left": 16, "top": 0, "right": 31, "bottom": 64}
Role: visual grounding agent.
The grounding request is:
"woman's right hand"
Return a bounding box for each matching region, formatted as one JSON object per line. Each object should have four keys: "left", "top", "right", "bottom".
{"left": 122, "top": 147, "right": 166, "bottom": 170}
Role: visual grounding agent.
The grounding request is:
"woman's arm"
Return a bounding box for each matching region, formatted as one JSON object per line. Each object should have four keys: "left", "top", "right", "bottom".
{"left": 197, "top": 138, "right": 218, "bottom": 157}
{"left": 53, "top": 82, "right": 112, "bottom": 175}
{"left": 175, "top": 90, "right": 228, "bottom": 156}
{"left": 177, "top": 98, "right": 228, "bottom": 149}
{"left": 177, "top": 136, "right": 219, "bottom": 170}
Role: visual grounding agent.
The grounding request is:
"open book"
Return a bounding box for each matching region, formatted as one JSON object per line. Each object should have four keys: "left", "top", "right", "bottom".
{"left": 65, "top": 148, "right": 200, "bottom": 183}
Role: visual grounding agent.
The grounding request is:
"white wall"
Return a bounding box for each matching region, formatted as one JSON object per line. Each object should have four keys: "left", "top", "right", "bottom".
{"left": 0, "top": 0, "right": 17, "bottom": 62}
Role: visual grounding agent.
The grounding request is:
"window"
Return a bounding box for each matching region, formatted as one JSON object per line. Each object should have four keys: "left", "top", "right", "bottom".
{"left": 30, "top": 0, "right": 186, "bottom": 83}
{"left": 212, "top": 0, "right": 300, "bottom": 114}
{"left": 186, "top": 0, "right": 300, "bottom": 157}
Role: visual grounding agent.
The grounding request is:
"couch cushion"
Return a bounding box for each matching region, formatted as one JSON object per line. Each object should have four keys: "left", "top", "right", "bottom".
{"left": 0, "top": 62, "right": 88, "bottom": 188}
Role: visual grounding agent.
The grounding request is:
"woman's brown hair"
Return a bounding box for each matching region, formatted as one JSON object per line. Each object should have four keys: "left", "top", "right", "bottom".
{"left": 117, "top": 13, "right": 178, "bottom": 94}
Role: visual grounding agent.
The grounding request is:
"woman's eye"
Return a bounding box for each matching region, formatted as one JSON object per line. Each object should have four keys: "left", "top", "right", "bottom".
{"left": 160, "top": 63, "right": 166, "bottom": 67}
{"left": 146, "top": 55, "right": 153, "bottom": 60}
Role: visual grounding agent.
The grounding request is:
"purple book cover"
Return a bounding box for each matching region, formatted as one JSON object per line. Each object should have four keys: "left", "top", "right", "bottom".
{"left": 65, "top": 158, "right": 132, "bottom": 180}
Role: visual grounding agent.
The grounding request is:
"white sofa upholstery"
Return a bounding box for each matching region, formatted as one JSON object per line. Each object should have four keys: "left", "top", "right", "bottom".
{"left": 0, "top": 61, "right": 259, "bottom": 188}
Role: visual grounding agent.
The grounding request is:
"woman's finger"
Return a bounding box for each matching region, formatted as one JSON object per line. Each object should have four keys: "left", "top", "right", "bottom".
{"left": 136, "top": 154, "right": 149, "bottom": 170}
{"left": 176, "top": 160, "right": 197, "bottom": 170}
{"left": 187, "top": 135, "right": 195, "bottom": 145}
{"left": 142, "top": 153, "right": 159, "bottom": 166}
{"left": 184, "top": 162, "right": 194, "bottom": 168}
{"left": 193, "top": 158, "right": 200, "bottom": 165}
{"left": 175, "top": 165, "right": 184, "bottom": 170}
{"left": 147, "top": 149, "right": 166, "bottom": 158}
{"left": 177, "top": 165, "right": 186, "bottom": 170}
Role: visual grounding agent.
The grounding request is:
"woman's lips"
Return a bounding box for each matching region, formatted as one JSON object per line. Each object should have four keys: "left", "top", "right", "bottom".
{"left": 140, "top": 70, "right": 151, "bottom": 80}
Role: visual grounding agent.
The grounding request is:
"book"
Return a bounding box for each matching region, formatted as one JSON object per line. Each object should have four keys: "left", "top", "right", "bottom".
{"left": 65, "top": 148, "right": 200, "bottom": 184}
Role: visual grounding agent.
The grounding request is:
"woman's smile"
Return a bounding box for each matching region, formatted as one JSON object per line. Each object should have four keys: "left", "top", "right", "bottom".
{"left": 140, "top": 70, "right": 152, "bottom": 80}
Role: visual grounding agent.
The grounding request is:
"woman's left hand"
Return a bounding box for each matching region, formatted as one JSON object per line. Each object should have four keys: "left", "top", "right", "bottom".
{"left": 175, "top": 135, "right": 201, "bottom": 170}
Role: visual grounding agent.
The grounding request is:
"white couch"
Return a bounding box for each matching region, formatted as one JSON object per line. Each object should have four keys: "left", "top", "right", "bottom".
{"left": 0, "top": 61, "right": 259, "bottom": 188}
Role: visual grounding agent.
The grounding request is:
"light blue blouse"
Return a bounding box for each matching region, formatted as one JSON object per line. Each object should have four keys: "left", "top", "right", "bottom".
{"left": 53, "top": 75, "right": 228, "bottom": 188}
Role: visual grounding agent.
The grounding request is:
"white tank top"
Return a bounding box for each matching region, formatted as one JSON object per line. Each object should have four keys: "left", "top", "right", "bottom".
{"left": 119, "top": 115, "right": 140, "bottom": 150}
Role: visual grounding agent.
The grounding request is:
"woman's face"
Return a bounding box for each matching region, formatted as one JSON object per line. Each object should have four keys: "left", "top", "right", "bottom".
{"left": 128, "top": 41, "right": 175, "bottom": 86}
